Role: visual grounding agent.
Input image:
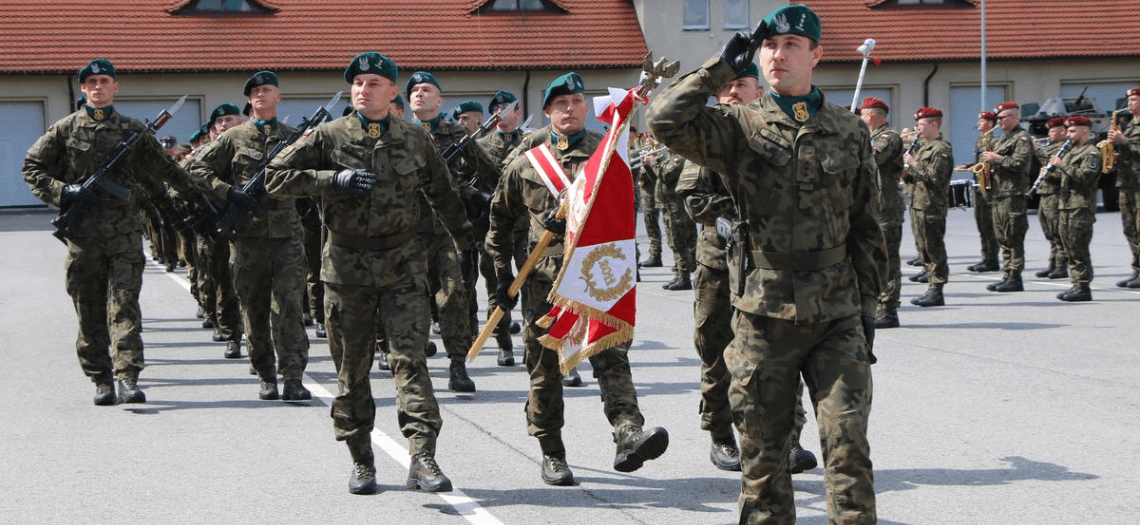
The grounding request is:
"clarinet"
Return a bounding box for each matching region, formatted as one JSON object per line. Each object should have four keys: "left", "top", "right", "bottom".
{"left": 1027, "top": 139, "right": 1072, "bottom": 198}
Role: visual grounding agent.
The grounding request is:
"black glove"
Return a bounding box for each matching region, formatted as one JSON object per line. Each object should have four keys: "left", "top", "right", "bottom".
{"left": 495, "top": 275, "right": 518, "bottom": 310}
{"left": 862, "top": 315, "right": 877, "bottom": 365}
{"left": 61, "top": 184, "right": 99, "bottom": 206}
{"left": 457, "top": 249, "right": 476, "bottom": 286}
{"left": 227, "top": 187, "right": 261, "bottom": 215}
{"left": 543, "top": 208, "right": 566, "bottom": 236}
{"left": 720, "top": 20, "right": 769, "bottom": 74}
{"left": 332, "top": 169, "right": 376, "bottom": 195}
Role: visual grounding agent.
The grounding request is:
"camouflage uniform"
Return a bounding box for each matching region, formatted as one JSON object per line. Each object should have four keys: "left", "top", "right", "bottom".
{"left": 265, "top": 113, "right": 473, "bottom": 456}
{"left": 637, "top": 149, "right": 664, "bottom": 262}
{"left": 190, "top": 119, "right": 310, "bottom": 385}
{"left": 649, "top": 57, "right": 883, "bottom": 524}
{"left": 297, "top": 198, "right": 325, "bottom": 328}
{"left": 486, "top": 126, "right": 648, "bottom": 457}
{"left": 988, "top": 126, "right": 1033, "bottom": 282}
{"left": 972, "top": 132, "right": 1000, "bottom": 267}
{"left": 1114, "top": 119, "right": 1140, "bottom": 282}
{"left": 1056, "top": 143, "right": 1102, "bottom": 288}
{"left": 907, "top": 137, "right": 954, "bottom": 284}
{"left": 651, "top": 153, "right": 697, "bottom": 283}
{"left": 23, "top": 106, "right": 208, "bottom": 388}
{"left": 675, "top": 159, "right": 808, "bottom": 449}
{"left": 477, "top": 128, "right": 528, "bottom": 348}
{"left": 1035, "top": 140, "right": 1068, "bottom": 274}
{"left": 870, "top": 124, "right": 905, "bottom": 317}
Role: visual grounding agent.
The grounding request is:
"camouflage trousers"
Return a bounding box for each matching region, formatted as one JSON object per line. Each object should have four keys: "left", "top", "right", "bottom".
{"left": 877, "top": 220, "right": 903, "bottom": 314}
{"left": 471, "top": 238, "right": 514, "bottom": 352}
{"left": 302, "top": 223, "right": 324, "bottom": 324}
{"left": 991, "top": 195, "right": 1029, "bottom": 276}
{"left": 521, "top": 268, "right": 644, "bottom": 455}
{"left": 1120, "top": 189, "right": 1140, "bottom": 273}
{"left": 181, "top": 230, "right": 199, "bottom": 302}
{"left": 640, "top": 183, "right": 663, "bottom": 257}
{"left": 973, "top": 191, "right": 999, "bottom": 262}
{"left": 231, "top": 236, "right": 310, "bottom": 382}
{"left": 196, "top": 236, "right": 242, "bottom": 341}
{"left": 662, "top": 193, "right": 697, "bottom": 278}
{"left": 65, "top": 230, "right": 146, "bottom": 382}
{"left": 424, "top": 231, "right": 473, "bottom": 360}
{"left": 727, "top": 312, "right": 875, "bottom": 525}
{"left": 912, "top": 209, "right": 949, "bottom": 284}
{"left": 1061, "top": 207, "right": 1096, "bottom": 285}
{"left": 324, "top": 259, "right": 440, "bottom": 456}
{"left": 1037, "top": 193, "right": 1067, "bottom": 271}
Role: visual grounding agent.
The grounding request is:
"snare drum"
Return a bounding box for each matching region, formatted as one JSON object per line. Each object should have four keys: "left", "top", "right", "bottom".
{"left": 948, "top": 180, "right": 974, "bottom": 208}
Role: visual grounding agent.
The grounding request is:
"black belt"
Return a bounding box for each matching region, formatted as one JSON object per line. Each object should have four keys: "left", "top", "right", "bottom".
{"left": 752, "top": 245, "right": 847, "bottom": 271}
{"left": 328, "top": 230, "right": 415, "bottom": 251}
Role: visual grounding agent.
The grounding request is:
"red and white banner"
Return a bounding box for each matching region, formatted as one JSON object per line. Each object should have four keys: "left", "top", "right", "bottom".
{"left": 537, "top": 87, "right": 639, "bottom": 372}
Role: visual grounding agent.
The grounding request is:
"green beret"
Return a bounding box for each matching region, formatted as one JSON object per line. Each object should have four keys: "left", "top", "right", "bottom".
{"left": 75, "top": 95, "right": 87, "bottom": 111}
{"left": 242, "top": 102, "right": 251, "bottom": 117}
{"left": 344, "top": 52, "right": 398, "bottom": 84}
{"left": 342, "top": 104, "right": 355, "bottom": 117}
{"left": 762, "top": 4, "right": 821, "bottom": 43}
{"left": 542, "top": 72, "right": 585, "bottom": 109}
{"left": 488, "top": 90, "right": 517, "bottom": 113}
{"left": 405, "top": 71, "right": 441, "bottom": 98}
{"left": 734, "top": 63, "right": 759, "bottom": 80}
{"left": 189, "top": 124, "right": 208, "bottom": 143}
{"left": 243, "top": 70, "right": 278, "bottom": 96}
{"left": 392, "top": 94, "right": 404, "bottom": 109}
{"left": 452, "top": 100, "right": 483, "bottom": 120}
{"left": 78, "top": 58, "right": 115, "bottom": 84}
{"left": 208, "top": 103, "right": 242, "bottom": 127}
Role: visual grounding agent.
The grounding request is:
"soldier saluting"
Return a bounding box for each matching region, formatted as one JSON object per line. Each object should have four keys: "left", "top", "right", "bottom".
{"left": 648, "top": 5, "right": 883, "bottom": 523}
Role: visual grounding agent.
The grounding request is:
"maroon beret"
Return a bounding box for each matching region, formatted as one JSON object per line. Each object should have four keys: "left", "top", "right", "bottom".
{"left": 1065, "top": 115, "right": 1092, "bottom": 128}
{"left": 994, "top": 102, "right": 1019, "bottom": 113}
{"left": 1046, "top": 117, "right": 1066, "bottom": 128}
{"left": 861, "top": 97, "right": 889, "bottom": 113}
{"left": 979, "top": 111, "right": 997, "bottom": 121}
{"left": 914, "top": 107, "right": 942, "bottom": 120}
{"left": 1128, "top": 87, "right": 1140, "bottom": 98}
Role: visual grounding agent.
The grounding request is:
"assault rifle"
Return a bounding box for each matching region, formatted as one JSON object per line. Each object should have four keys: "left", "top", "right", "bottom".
{"left": 630, "top": 145, "right": 669, "bottom": 169}
{"left": 440, "top": 100, "right": 517, "bottom": 166}
{"left": 214, "top": 91, "right": 342, "bottom": 239}
{"left": 1027, "top": 139, "right": 1072, "bottom": 198}
{"left": 51, "top": 96, "right": 188, "bottom": 244}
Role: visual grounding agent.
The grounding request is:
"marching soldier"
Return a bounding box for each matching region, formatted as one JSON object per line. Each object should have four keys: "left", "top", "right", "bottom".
{"left": 189, "top": 71, "right": 311, "bottom": 401}
{"left": 651, "top": 151, "right": 696, "bottom": 290}
{"left": 636, "top": 133, "right": 665, "bottom": 268}
{"left": 452, "top": 99, "right": 483, "bottom": 134}
{"left": 406, "top": 70, "right": 499, "bottom": 392}
{"left": 1034, "top": 117, "right": 1070, "bottom": 279}
{"left": 905, "top": 107, "right": 954, "bottom": 307}
{"left": 675, "top": 63, "right": 817, "bottom": 475}
{"left": 961, "top": 111, "right": 1001, "bottom": 273}
{"left": 983, "top": 101, "right": 1033, "bottom": 292}
{"left": 860, "top": 97, "right": 905, "bottom": 328}
{"left": 487, "top": 72, "right": 670, "bottom": 487}
{"left": 1107, "top": 87, "right": 1140, "bottom": 288}
{"left": 23, "top": 58, "right": 213, "bottom": 405}
{"left": 265, "top": 52, "right": 474, "bottom": 495}
{"left": 1052, "top": 116, "right": 1101, "bottom": 301}
{"left": 648, "top": 5, "right": 883, "bottom": 522}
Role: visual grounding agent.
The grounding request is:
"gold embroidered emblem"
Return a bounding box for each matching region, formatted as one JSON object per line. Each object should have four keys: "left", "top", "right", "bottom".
{"left": 421, "top": 122, "right": 431, "bottom": 133}
{"left": 792, "top": 101, "right": 809, "bottom": 122}
{"left": 557, "top": 134, "right": 569, "bottom": 150}
{"left": 368, "top": 123, "right": 382, "bottom": 138}
{"left": 93, "top": 108, "right": 104, "bottom": 120}
{"left": 578, "top": 243, "right": 633, "bottom": 303}
{"left": 263, "top": 125, "right": 272, "bottom": 136}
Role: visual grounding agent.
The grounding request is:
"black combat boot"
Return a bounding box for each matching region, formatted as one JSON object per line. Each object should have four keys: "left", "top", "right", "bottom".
{"left": 202, "top": 319, "right": 214, "bottom": 329}
{"left": 1116, "top": 272, "right": 1139, "bottom": 288}
{"left": 911, "top": 284, "right": 944, "bottom": 307}
{"left": 561, "top": 366, "right": 582, "bottom": 387}
{"left": 212, "top": 331, "right": 224, "bottom": 342}
{"left": 874, "top": 310, "right": 900, "bottom": 329}
{"left": 407, "top": 453, "right": 453, "bottom": 492}
{"left": 986, "top": 276, "right": 1008, "bottom": 291}
{"left": 117, "top": 376, "right": 146, "bottom": 404}
{"left": 376, "top": 340, "right": 390, "bottom": 372}
{"left": 1060, "top": 284, "right": 1092, "bottom": 302}
{"left": 196, "top": 306, "right": 205, "bottom": 319}
{"left": 541, "top": 455, "right": 575, "bottom": 486}
{"left": 347, "top": 438, "right": 378, "bottom": 495}
{"left": 425, "top": 341, "right": 438, "bottom": 357}
{"left": 789, "top": 442, "right": 819, "bottom": 474}
{"left": 93, "top": 380, "right": 116, "bottom": 406}
{"left": 1048, "top": 266, "right": 1069, "bottom": 279}
{"left": 994, "top": 275, "right": 1024, "bottom": 292}
{"left": 224, "top": 339, "right": 241, "bottom": 359}
{"left": 638, "top": 254, "right": 662, "bottom": 268}
{"left": 908, "top": 270, "right": 928, "bottom": 283}
{"left": 282, "top": 378, "right": 311, "bottom": 401}
{"left": 509, "top": 321, "right": 522, "bottom": 334}
{"left": 613, "top": 425, "right": 669, "bottom": 473}
{"left": 448, "top": 359, "right": 476, "bottom": 392}
{"left": 258, "top": 378, "right": 279, "bottom": 400}
{"left": 662, "top": 276, "right": 693, "bottom": 290}
{"left": 906, "top": 256, "right": 922, "bottom": 266}
{"left": 709, "top": 435, "right": 741, "bottom": 472}
{"left": 968, "top": 259, "right": 1000, "bottom": 272}
{"left": 1035, "top": 266, "right": 1054, "bottom": 278}
{"left": 495, "top": 326, "right": 515, "bottom": 367}
{"left": 315, "top": 323, "right": 327, "bottom": 338}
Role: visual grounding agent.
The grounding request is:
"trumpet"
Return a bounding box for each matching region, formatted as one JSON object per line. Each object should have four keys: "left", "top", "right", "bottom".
{"left": 1099, "top": 108, "right": 1124, "bottom": 173}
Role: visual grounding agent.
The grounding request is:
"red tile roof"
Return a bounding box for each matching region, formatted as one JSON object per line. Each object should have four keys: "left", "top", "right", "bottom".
{"left": 0, "top": 0, "right": 648, "bottom": 75}
{"left": 805, "top": 0, "right": 1140, "bottom": 64}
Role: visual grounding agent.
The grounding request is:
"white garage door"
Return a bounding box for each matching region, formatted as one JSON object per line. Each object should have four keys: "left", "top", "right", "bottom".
{"left": 0, "top": 101, "right": 47, "bottom": 207}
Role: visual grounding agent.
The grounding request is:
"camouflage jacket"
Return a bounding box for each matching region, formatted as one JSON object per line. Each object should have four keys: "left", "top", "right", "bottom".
{"left": 23, "top": 108, "right": 204, "bottom": 238}
{"left": 907, "top": 137, "right": 953, "bottom": 213}
{"left": 477, "top": 129, "right": 524, "bottom": 168}
{"left": 1034, "top": 140, "right": 1067, "bottom": 196}
{"left": 421, "top": 116, "right": 500, "bottom": 234}
{"left": 651, "top": 153, "right": 686, "bottom": 203}
{"left": 189, "top": 119, "right": 301, "bottom": 239}
{"left": 676, "top": 159, "right": 735, "bottom": 270}
{"left": 647, "top": 56, "right": 886, "bottom": 322}
{"left": 870, "top": 124, "right": 905, "bottom": 224}
{"left": 1114, "top": 120, "right": 1140, "bottom": 191}
{"left": 487, "top": 125, "right": 603, "bottom": 282}
{"left": 264, "top": 115, "right": 473, "bottom": 286}
{"left": 989, "top": 126, "right": 1032, "bottom": 198}
{"left": 1057, "top": 142, "right": 1102, "bottom": 212}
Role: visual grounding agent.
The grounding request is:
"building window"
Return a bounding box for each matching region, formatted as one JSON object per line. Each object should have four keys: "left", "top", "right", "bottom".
{"left": 476, "top": 0, "right": 564, "bottom": 13}
{"left": 684, "top": 0, "right": 710, "bottom": 30}
{"left": 722, "top": 0, "right": 749, "bottom": 29}
{"left": 171, "top": 0, "right": 273, "bottom": 14}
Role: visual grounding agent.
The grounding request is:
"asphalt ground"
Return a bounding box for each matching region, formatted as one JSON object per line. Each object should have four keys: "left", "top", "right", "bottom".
{"left": 2, "top": 206, "right": 1138, "bottom": 524}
